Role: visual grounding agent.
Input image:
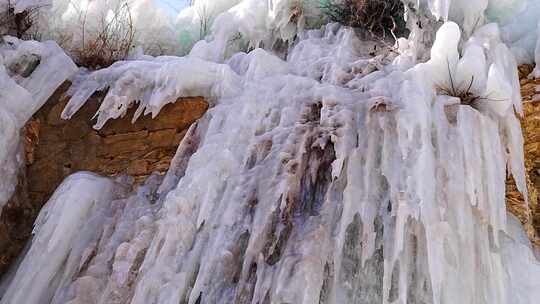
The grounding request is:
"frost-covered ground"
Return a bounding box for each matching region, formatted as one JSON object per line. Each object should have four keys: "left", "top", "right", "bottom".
{"left": 2, "top": 0, "right": 540, "bottom": 304}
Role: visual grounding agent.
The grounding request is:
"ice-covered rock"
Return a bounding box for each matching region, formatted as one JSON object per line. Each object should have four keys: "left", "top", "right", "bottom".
{"left": 0, "top": 172, "right": 118, "bottom": 304}
{"left": 62, "top": 56, "right": 241, "bottom": 129}
{"left": 5, "top": 0, "right": 540, "bottom": 72}
{"left": 0, "top": 37, "right": 76, "bottom": 214}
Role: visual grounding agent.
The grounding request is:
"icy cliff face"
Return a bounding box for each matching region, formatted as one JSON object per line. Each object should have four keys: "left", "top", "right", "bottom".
{"left": 2, "top": 1, "right": 540, "bottom": 304}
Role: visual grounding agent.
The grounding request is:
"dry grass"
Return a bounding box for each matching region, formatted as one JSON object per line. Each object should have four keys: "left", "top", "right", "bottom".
{"left": 320, "top": 0, "right": 405, "bottom": 39}
{"left": 436, "top": 75, "right": 484, "bottom": 107}
{"left": 0, "top": 0, "right": 44, "bottom": 39}
{"left": 436, "top": 60, "right": 506, "bottom": 108}
{"left": 69, "top": 1, "right": 135, "bottom": 69}
{"left": 1, "top": 0, "right": 136, "bottom": 69}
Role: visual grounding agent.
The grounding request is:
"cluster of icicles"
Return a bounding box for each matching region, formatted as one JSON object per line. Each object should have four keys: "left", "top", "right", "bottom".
{"left": 2, "top": 3, "right": 540, "bottom": 304}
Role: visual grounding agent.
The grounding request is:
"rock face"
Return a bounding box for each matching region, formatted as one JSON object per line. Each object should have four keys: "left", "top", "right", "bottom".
{"left": 0, "top": 169, "right": 33, "bottom": 278}
{"left": 506, "top": 65, "right": 540, "bottom": 246}
{"left": 25, "top": 88, "right": 208, "bottom": 205}
{"left": 0, "top": 86, "right": 207, "bottom": 277}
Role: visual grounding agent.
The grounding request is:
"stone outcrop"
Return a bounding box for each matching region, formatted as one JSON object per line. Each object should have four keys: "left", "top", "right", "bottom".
{"left": 0, "top": 169, "right": 33, "bottom": 277}
{"left": 25, "top": 88, "right": 207, "bottom": 205}
{"left": 0, "top": 85, "right": 207, "bottom": 277}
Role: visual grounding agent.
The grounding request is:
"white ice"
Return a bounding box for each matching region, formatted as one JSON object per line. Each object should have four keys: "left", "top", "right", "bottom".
{"left": 401, "top": 0, "right": 540, "bottom": 68}
{"left": 0, "top": 173, "right": 117, "bottom": 304}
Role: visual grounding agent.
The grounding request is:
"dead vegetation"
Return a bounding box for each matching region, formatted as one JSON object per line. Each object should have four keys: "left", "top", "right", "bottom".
{"left": 68, "top": 2, "right": 135, "bottom": 69}
{"left": 435, "top": 60, "right": 502, "bottom": 108}
{"left": 436, "top": 78, "right": 484, "bottom": 107}
{"left": 436, "top": 75, "right": 483, "bottom": 107}
{"left": 1, "top": 0, "right": 135, "bottom": 69}
{"left": 0, "top": 0, "right": 43, "bottom": 39}
{"left": 320, "top": 0, "right": 406, "bottom": 39}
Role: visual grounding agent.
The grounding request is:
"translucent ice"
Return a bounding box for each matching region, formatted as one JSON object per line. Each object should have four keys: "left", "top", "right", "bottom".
{"left": 0, "top": 172, "right": 118, "bottom": 304}
{"left": 62, "top": 56, "right": 242, "bottom": 129}
{"left": 405, "top": 0, "right": 540, "bottom": 68}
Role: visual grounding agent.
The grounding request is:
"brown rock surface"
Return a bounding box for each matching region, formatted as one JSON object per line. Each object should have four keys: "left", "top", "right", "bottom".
{"left": 27, "top": 90, "right": 207, "bottom": 205}
{"left": 506, "top": 65, "right": 540, "bottom": 246}
{"left": 0, "top": 86, "right": 207, "bottom": 277}
{"left": 0, "top": 164, "right": 33, "bottom": 278}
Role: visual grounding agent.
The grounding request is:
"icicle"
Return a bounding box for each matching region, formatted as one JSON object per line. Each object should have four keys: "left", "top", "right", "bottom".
{"left": 62, "top": 57, "right": 242, "bottom": 129}
{"left": 0, "top": 173, "right": 117, "bottom": 304}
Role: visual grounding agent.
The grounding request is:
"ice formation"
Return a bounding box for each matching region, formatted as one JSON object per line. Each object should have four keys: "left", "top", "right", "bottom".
{"left": 61, "top": 56, "right": 241, "bottom": 128}
{"left": 0, "top": 172, "right": 119, "bottom": 304}
{"left": 0, "top": 36, "right": 76, "bottom": 214}
{"left": 2, "top": 1, "right": 540, "bottom": 304}
{"left": 399, "top": 0, "right": 540, "bottom": 68}
{"left": 4, "top": 17, "right": 540, "bottom": 304}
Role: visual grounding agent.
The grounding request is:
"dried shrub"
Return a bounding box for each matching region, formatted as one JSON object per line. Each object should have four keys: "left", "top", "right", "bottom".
{"left": 436, "top": 75, "right": 484, "bottom": 107}
{"left": 320, "top": 0, "right": 406, "bottom": 39}
{"left": 69, "top": 2, "right": 135, "bottom": 69}
{"left": 195, "top": 2, "right": 212, "bottom": 39}
{"left": 0, "top": 0, "right": 43, "bottom": 39}
{"left": 436, "top": 60, "right": 504, "bottom": 109}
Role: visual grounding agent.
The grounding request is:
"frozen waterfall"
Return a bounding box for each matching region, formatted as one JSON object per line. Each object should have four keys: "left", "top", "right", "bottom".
{"left": 2, "top": 0, "right": 540, "bottom": 304}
